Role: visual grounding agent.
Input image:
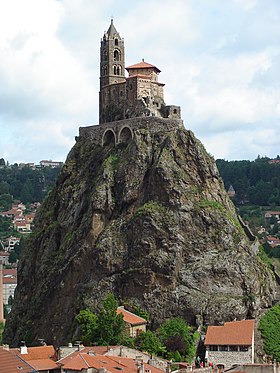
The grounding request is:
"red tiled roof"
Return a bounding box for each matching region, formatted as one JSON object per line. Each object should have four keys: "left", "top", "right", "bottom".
{"left": 12, "top": 345, "right": 57, "bottom": 361}
{"left": 62, "top": 353, "right": 162, "bottom": 373}
{"left": 3, "top": 275, "right": 17, "bottom": 284}
{"left": 126, "top": 60, "right": 161, "bottom": 73}
{"left": 27, "top": 358, "right": 59, "bottom": 370}
{"left": 117, "top": 307, "right": 147, "bottom": 326}
{"left": 58, "top": 346, "right": 118, "bottom": 365}
{"left": 0, "top": 348, "right": 33, "bottom": 373}
{"left": 3, "top": 268, "right": 17, "bottom": 276}
{"left": 0, "top": 251, "right": 9, "bottom": 256}
{"left": 205, "top": 319, "right": 254, "bottom": 346}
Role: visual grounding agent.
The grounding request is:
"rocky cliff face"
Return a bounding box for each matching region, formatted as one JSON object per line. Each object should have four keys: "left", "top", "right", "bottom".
{"left": 4, "top": 118, "right": 279, "bottom": 346}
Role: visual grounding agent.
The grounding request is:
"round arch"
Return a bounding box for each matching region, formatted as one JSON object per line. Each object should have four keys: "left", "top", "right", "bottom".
{"left": 118, "top": 126, "right": 133, "bottom": 144}
{"left": 102, "top": 128, "right": 117, "bottom": 147}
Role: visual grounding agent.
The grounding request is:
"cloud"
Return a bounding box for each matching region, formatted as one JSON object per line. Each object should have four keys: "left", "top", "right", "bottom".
{"left": 0, "top": 0, "right": 279, "bottom": 163}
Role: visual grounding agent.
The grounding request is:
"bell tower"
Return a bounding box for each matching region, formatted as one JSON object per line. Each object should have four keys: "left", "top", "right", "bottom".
{"left": 100, "top": 19, "right": 125, "bottom": 89}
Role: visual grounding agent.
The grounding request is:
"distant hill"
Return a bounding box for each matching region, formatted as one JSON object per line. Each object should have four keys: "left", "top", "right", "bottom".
{"left": 216, "top": 156, "right": 280, "bottom": 206}
{"left": 0, "top": 164, "right": 62, "bottom": 208}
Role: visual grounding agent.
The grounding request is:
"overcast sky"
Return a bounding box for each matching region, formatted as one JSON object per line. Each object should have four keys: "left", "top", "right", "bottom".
{"left": 0, "top": 0, "right": 279, "bottom": 164}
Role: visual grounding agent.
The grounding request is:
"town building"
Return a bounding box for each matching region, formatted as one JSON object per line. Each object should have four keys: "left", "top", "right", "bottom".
{"left": 0, "top": 261, "right": 4, "bottom": 322}
{"left": 39, "top": 160, "right": 64, "bottom": 168}
{"left": 58, "top": 349, "right": 165, "bottom": 373}
{"left": 227, "top": 185, "right": 236, "bottom": 198}
{"left": 204, "top": 319, "right": 255, "bottom": 369}
{"left": 116, "top": 306, "right": 147, "bottom": 337}
{"left": 3, "top": 267, "right": 17, "bottom": 304}
{"left": 0, "top": 251, "right": 10, "bottom": 265}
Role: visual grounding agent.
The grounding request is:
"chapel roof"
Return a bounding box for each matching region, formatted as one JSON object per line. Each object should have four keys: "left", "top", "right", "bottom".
{"left": 116, "top": 306, "right": 147, "bottom": 326}
{"left": 204, "top": 319, "right": 254, "bottom": 346}
{"left": 126, "top": 60, "right": 161, "bottom": 73}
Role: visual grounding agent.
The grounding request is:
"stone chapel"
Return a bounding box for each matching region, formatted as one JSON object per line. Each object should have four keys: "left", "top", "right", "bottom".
{"left": 99, "top": 20, "right": 181, "bottom": 124}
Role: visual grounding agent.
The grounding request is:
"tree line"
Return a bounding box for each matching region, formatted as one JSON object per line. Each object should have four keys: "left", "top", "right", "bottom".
{"left": 0, "top": 164, "right": 61, "bottom": 208}
{"left": 216, "top": 156, "right": 280, "bottom": 206}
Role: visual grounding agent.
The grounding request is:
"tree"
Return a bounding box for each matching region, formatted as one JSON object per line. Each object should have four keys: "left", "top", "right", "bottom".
{"left": 76, "top": 293, "right": 124, "bottom": 346}
{"left": 158, "top": 317, "right": 195, "bottom": 361}
{"left": 9, "top": 251, "right": 17, "bottom": 264}
{"left": 75, "top": 308, "right": 98, "bottom": 345}
{"left": 136, "top": 330, "right": 163, "bottom": 355}
{"left": 97, "top": 293, "right": 124, "bottom": 345}
{"left": 259, "top": 303, "right": 280, "bottom": 361}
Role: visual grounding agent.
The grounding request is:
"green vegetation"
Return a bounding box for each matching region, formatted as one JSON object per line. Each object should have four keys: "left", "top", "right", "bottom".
{"left": 76, "top": 294, "right": 197, "bottom": 362}
{"left": 199, "top": 199, "right": 224, "bottom": 210}
{"left": 158, "top": 317, "right": 195, "bottom": 362}
{"left": 133, "top": 201, "right": 172, "bottom": 223}
{"left": 136, "top": 330, "right": 164, "bottom": 355}
{"left": 76, "top": 293, "right": 125, "bottom": 345}
{"left": 105, "top": 154, "right": 120, "bottom": 170}
{"left": 216, "top": 156, "right": 280, "bottom": 206}
{"left": 259, "top": 303, "right": 280, "bottom": 361}
{"left": 0, "top": 164, "right": 61, "bottom": 205}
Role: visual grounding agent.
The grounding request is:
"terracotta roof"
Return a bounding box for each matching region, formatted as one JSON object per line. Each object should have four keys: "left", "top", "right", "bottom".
{"left": 126, "top": 60, "right": 161, "bottom": 73}
{"left": 3, "top": 268, "right": 17, "bottom": 276}
{"left": 3, "top": 275, "right": 17, "bottom": 284}
{"left": 0, "top": 348, "right": 34, "bottom": 373}
{"left": 27, "top": 358, "right": 59, "bottom": 371}
{"left": 58, "top": 346, "right": 118, "bottom": 365}
{"left": 117, "top": 307, "right": 147, "bottom": 326}
{"left": 205, "top": 319, "right": 254, "bottom": 346}
{"left": 12, "top": 345, "right": 57, "bottom": 361}
{"left": 0, "top": 251, "right": 9, "bottom": 256}
{"left": 62, "top": 353, "right": 162, "bottom": 373}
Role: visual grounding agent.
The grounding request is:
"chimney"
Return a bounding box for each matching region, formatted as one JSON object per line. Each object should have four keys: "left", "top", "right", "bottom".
{"left": 0, "top": 261, "right": 4, "bottom": 322}
{"left": 138, "top": 362, "right": 144, "bottom": 373}
{"left": 20, "top": 341, "right": 28, "bottom": 354}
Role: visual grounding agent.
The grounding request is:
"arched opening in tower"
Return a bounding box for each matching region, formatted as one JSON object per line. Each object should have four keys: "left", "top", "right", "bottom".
{"left": 102, "top": 129, "right": 116, "bottom": 147}
{"left": 119, "top": 126, "right": 133, "bottom": 144}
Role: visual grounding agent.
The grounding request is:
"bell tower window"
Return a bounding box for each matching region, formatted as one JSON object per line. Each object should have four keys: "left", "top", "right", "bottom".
{"left": 114, "top": 50, "right": 120, "bottom": 61}
{"left": 115, "top": 38, "right": 118, "bottom": 46}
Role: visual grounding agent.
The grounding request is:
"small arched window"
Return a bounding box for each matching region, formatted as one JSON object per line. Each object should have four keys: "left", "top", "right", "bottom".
{"left": 114, "top": 66, "right": 117, "bottom": 75}
{"left": 114, "top": 50, "right": 120, "bottom": 61}
{"left": 115, "top": 38, "right": 118, "bottom": 46}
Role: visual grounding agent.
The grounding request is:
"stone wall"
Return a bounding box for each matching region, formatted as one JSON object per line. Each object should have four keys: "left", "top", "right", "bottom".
{"left": 78, "top": 117, "right": 184, "bottom": 146}
{"left": 207, "top": 348, "right": 253, "bottom": 369}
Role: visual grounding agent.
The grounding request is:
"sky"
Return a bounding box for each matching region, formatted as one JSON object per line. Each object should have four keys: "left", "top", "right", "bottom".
{"left": 0, "top": 0, "right": 279, "bottom": 164}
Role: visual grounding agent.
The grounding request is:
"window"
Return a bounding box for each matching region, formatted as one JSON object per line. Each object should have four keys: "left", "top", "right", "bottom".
{"left": 220, "top": 345, "right": 228, "bottom": 351}
{"left": 114, "top": 50, "right": 119, "bottom": 61}
{"left": 240, "top": 346, "right": 249, "bottom": 352}
{"left": 229, "top": 346, "right": 238, "bottom": 351}
{"left": 115, "top": 38, "right": 118, "bottom": 46}
{"left": 209, "top": 346, "right": 218, "bottom": 351}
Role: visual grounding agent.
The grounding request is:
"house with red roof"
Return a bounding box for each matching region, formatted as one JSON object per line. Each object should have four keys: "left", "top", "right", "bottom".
{"left": 3, "top": 267, "right": 17, "bottom": 304}
{"left": 1, "top": 344, "right": 60, "bottom": 373}
{"left": 59, "top": 351, "right": 164, "bottom": 373}
{"left": 204, "top": 319, "right": 255, "bottom": 369}
{"left": 0, "top": 347, "right": 33, "bottom": 373}
{"left": 116, "top": 306, "right": 147, "bottom": 338}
